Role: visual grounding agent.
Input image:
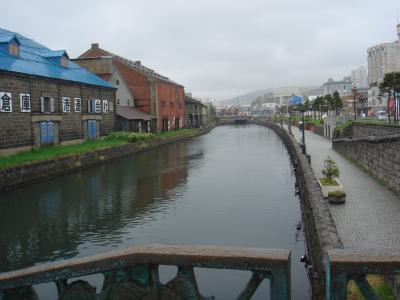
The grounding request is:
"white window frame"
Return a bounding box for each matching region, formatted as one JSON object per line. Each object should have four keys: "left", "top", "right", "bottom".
{"left": 88, "top": 99, "right": 95, "bottom": 113}
{"left": 40, "top": 96, "right": 54, "bottom": 113}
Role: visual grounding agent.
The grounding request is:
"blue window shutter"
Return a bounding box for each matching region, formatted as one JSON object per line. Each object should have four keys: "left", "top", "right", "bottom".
{"left": 47, "top": 122, "right": 54, "bottom": 143}
{"left": 88, "top": 120, "right": 92, "bottom": 139}
{"left": 40, "top": 122, "right": 48, "bottom": 144}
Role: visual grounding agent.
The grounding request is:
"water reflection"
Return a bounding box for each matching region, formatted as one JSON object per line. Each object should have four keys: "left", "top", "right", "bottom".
{"left": 0, "top": 142, "right": 198, "bottom": 271}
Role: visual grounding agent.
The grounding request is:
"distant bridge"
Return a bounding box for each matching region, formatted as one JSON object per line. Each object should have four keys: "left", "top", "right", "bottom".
{"left": 217, "top": 115, "right": 255, "bottom": 125}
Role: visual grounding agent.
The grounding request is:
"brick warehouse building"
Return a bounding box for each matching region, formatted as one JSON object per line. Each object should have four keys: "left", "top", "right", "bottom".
{"left": 0, "top": 29, "right": 116, "bottom": 155}
{"left": 74, "top": 44, "right": 185, "bottom": 132}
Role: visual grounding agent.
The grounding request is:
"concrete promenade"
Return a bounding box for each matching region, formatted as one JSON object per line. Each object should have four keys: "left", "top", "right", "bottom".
{"left": 286, "top": 125, "right": 400, "bottom": 249}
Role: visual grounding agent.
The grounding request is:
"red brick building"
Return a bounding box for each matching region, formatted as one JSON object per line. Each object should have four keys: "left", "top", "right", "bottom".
{"left": 74, "top": 44, "right": 185, "bottom": 132}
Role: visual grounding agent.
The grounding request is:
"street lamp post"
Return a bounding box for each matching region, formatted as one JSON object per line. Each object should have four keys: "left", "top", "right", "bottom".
{"left": 353, "top": 87, "right": 357, "bottom": 120}
{"left": 301, "top": 106, "right": 306, "bottom": 154}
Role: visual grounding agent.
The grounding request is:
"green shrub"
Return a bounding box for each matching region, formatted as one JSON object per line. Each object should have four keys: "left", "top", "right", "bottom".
{"left": 328, "top": 190, "right": 346, "bottom": 198}
{"left": 105, "top": 131, "right": 155, "bottom": 143}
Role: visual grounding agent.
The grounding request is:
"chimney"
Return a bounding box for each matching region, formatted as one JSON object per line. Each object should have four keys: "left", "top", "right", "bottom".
{"left": 91, "top": 43, "right": 99, "bottom": 49}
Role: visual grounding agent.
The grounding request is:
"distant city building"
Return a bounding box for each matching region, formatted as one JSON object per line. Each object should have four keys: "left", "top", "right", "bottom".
{"left": 351, "top": 66, "right": 368, "bottom": 89}
{"left": 367, "top": 24, "right": 400, "bottom": 88}
{"left": 261, "top": 103, "right": 276, "bottom": 110}
{"left": 273, "top": 87, "right": 303, "bottom": 105}
{"left": 367, "top": 24, "right": 400, "bottom": 111}
{"left": 322, "top": 77, "right": 352, "bottom": 97}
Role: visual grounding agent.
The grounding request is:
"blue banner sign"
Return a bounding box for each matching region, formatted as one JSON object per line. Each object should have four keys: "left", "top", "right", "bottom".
{"left": 289, "top": 95, "right": 303, "bottom": 105}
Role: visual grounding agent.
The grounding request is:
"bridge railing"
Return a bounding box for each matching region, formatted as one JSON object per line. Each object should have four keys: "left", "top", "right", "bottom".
{"left": 0, "top": 244, "right": 291, "bottom": 300}
{"left": 326, "top": 249, "right": 400, "bottom": 299}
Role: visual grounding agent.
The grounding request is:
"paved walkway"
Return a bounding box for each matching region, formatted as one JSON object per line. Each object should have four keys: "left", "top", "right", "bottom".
{"left": 286, "top": 125, "right": 400, "bottom": 249}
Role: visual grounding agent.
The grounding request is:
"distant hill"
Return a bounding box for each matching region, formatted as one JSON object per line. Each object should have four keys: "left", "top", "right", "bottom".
{"left": 220, "top": 89, "right": 272, "bottom": 106}
{"left": 220, "top": 86, "right": 320, "bottom": 106}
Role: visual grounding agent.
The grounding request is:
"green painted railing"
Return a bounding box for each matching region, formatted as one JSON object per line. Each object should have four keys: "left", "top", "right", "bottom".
{"left": 0, "top": 244, "right": 291, "bottom": 300}
{"left": 326, "top": 249, "right": 400, "bottom": 299}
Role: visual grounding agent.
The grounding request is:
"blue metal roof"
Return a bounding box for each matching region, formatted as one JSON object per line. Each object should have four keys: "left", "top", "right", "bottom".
{"left": 39, "top": 50, "right": 69, "bottom": 58}
{"left": 0, "top": 28, "right": 114, "bottom": 89}
{"left": 0, "top": 34, "right": 19, "bottom": 44}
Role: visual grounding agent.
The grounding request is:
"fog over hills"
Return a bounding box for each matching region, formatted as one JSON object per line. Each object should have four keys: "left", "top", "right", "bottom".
{"left": 219, "top": 85, "right": 319, "bottom": 106}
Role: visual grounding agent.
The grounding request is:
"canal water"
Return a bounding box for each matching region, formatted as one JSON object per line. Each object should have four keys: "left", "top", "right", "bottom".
{"left": 0, "top": 125, "right": 310, "bottom": 299}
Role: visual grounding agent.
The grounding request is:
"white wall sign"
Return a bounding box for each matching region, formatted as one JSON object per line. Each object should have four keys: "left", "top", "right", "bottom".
{"left": 0, "top": 92, "right": 12, "bottom": 112}
{"left": 62, "top": 97, "right": 71, "bottom": 113}
{"left": 102, "top": 100, "right": 109, "bottom": 113}
{"left": 74, "top": 98, "right": 82, "bottom": 113}
{"left": 95, "top": 99, "right": 101, "bottom": 113}
{"left": 20, "top": 93, "right": 31, "bottom": 112}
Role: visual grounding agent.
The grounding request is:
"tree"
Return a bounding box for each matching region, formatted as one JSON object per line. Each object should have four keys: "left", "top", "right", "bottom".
{"left": 313, "top": 96, "right": 323, "bottom": 119}
{"left": 322, "top": 156, "right": 340, "bottom": 184}
{"left": 379, "top": 72, "right": 400, "bottom": 123}
{"left": 303, "top": 99, "right": 310, "bottom": 117}
{"left": 332, "top": 91, "right": 343, "bottom": 116}
{"left": 324, "top": 94, "right": 334, "bottom": 116}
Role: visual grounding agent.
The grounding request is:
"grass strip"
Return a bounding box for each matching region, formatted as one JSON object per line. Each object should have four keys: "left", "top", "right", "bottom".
{"left": 0, "top": 128, "right": 199, "bottom": 170}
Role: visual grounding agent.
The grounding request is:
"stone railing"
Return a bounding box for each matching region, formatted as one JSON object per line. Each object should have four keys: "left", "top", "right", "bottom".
{"left": 326, "top": 249, "right": 400, "bottom": 299}
{"left": 0, "top": 244, "right": 291, "bottom": 300}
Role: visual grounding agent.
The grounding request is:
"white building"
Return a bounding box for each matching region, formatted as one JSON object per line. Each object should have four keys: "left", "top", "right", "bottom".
{"left": 367, "top": 24, "right": 400, "bottom": 110}
{"left": 273, "top": 87, "right": 303, "bottom": 106}
{"left": 351, "top": 66, "right": 368, "bottom": 89}
{"left": 322, "top": 77, "right": 352, "bottom": 97}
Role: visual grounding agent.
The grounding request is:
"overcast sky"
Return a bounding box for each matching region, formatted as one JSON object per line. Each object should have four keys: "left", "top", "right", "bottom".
{"left": 2, "top": 0, "right": 399, "bottom": 100}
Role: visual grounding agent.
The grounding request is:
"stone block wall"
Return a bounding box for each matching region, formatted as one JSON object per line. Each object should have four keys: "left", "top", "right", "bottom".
{"left": 252, "top": 120, "right": 343, "bottom": 298}
{"left": 0, "top": 75, "right": 32, "bottom": 149}
{"left": 337, "top": 122, "right": 400, "bottom": 138}
{"left": 333, "top": 135, "right": 400, "bottom": 196}
{"left": 0, "top": 72, "right": 116, "bottom": 152}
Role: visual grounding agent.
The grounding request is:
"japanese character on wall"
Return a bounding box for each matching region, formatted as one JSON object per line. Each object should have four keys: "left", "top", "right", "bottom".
{"left": 74, "top": 98, "right": 82, "bottom": 113}
{"left": 102, "top": 100, "right": 109, "bottom": 113}
{"left": 20, "top": 94, "right": 31, "bottom": 112}
{"left": 0, "top": 92, "right": 12, "bottom": 112}
{"left": 62, "top": 97, "right": 71, "bottom": 113}
{"left": 95, "top": 99, "right": 101, "bottom": 113}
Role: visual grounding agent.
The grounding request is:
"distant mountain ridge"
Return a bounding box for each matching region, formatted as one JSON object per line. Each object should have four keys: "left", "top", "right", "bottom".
{"left": 220, "top": 89, "right": 272, "bottom": 105}
{"left": 220, "top": 86, "right": 320, "bottom": 105}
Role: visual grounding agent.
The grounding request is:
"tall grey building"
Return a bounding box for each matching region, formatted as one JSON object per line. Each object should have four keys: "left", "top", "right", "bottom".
{"left": 351, "top": 66, "right": 368, "bottom": 89}
{"left": 367, "top": 24, "right": 400, "bottom": 110}
{"left": 367, "top": 24, "right": 400, "bottom": 87}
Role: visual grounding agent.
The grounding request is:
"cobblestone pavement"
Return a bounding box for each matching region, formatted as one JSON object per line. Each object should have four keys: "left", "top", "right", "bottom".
{"left": 286, "top": 125, "right": 400, "bottom": 249}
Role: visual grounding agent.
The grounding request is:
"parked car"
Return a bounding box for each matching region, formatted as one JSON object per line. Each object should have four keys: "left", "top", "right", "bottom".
{"left": 376, "top": 111, "right": 388, "bottom": 121}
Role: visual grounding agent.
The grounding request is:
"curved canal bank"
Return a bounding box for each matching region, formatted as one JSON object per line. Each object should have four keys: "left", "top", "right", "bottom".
{"left": 0, "top": 126, "right": 213, "bottom": 191}
{"left": 259, "top": 121, "right": 343, "bottom": 298}
{"left": 0, "top": 125, "right": 309, "bottom": 299}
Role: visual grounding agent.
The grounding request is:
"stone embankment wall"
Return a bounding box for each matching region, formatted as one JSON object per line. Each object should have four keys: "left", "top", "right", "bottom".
{"left": 336, "top": 121, "right": 400, "bottom": 138}
{"left": 0, "top": 126, "right": 213, "bottom": 191}
{"left": 333, "top": 128, "right": 400, "bottom": 196}
{"left": 252, "top": 120, "right": 343, "bottom": 298}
